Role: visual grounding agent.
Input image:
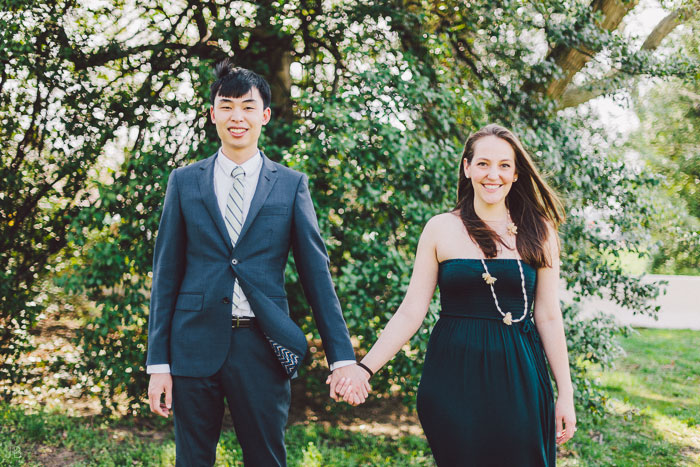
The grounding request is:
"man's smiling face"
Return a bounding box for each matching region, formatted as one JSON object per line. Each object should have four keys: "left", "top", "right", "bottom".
{"left": 210, "top": 87, "right": 271, "bottom": 159}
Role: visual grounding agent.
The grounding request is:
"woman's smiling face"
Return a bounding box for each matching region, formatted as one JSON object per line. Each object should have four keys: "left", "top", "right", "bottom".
{"left": 464, "top": 135, "right": 518, "bottom": 207}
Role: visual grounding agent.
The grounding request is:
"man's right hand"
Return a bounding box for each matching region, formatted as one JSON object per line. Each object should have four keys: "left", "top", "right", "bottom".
{"left": 148, "top": 373, "right": 173, "bottom": 417}
{"left": 325, "top": 364, "right": 371, "bottom": 406}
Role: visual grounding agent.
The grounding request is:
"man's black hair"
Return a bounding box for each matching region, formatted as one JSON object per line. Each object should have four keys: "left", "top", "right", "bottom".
{"left": 209, "top": 58, "right": 272, "bottom": 109}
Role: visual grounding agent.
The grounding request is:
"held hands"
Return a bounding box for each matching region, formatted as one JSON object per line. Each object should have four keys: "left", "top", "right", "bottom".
{"left": 325, "top": 364, "right": 372, "bottom": 406}
{"left": 555, "top": 394, "right": 577, "bottom": 445}
{"left": 148, "top": 373, "right": 173, "bottom": 417}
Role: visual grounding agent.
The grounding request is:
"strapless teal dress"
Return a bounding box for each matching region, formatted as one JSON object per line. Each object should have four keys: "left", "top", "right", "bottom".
{"left": 417, "top": 259, "right": 555, "bottom": 466}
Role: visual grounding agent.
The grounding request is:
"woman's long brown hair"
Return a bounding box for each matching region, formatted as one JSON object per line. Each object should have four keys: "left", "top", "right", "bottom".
{"left": 456, "top": 124, "right": 565, "bottom": 268}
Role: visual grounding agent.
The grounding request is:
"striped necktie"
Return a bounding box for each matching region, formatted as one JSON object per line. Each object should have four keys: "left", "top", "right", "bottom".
{"left": 225, "top": 165, "right": 245, "bottom": 307}
{"left": 223, "top": 162, "right": 302, "bottom": 377}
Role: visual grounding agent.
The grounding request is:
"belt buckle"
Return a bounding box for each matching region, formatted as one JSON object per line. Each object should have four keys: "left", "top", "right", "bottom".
{"left": 234, "top": 315, "right": 240, "bottom": 328}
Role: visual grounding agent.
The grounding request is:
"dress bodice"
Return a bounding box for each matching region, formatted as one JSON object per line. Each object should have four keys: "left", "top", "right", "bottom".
{"left": 419, "top": 258, "right": 554, "bottom": 467}
{"left": 438, "top": 258, "right": 537, "bottom": 321}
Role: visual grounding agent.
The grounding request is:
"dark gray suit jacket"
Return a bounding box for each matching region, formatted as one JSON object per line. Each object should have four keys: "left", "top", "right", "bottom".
{"left": 146, "top": 152, "right": 355, "bottom": 377}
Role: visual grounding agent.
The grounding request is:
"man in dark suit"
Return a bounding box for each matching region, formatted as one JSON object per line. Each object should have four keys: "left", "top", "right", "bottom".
{"left": 146, "top": 59, "right": 371, "bottom": 466}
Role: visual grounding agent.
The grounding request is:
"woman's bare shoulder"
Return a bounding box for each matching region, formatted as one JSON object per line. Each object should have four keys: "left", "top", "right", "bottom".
{"left": 425, "top": 211, "right": 461, "bottom": 229}
{"left": 422, "top": 211, "right": 463, "bottom": 238}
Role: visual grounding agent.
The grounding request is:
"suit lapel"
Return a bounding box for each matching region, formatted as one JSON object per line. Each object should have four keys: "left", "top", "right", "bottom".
{"left": 236, "top": 153, "right": 278, "bottom": 246}
{"left": 197, "top": 153, "right": 232, "bottom": 250}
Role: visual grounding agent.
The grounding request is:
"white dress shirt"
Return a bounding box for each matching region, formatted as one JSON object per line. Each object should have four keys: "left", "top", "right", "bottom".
{"left": 214, "top": 149, "right": 262, "bottom": 318}
{"left": 147, "top": 149, "right": 353, "bottom": 373}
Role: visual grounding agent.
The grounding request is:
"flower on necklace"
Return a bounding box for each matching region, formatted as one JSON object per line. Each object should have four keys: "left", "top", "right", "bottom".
{"left": 507, "top": 222, "right": 518, "bottom": 236}
{"left": 482, "top": 272, "right": 497, "bottom": 285}
{"left": 502, "top": 312, "right": 513, "bottom": 325}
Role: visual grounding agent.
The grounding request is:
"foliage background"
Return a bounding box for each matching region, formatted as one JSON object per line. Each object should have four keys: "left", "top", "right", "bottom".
{"left": 627, "top": 22, "right": 700, "bottom": 276}
{"left": 1, "top": 0, "right": 697, "bottom": 418}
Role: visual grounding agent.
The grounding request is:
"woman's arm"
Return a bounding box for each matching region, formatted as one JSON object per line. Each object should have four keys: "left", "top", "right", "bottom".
{"left": 360, "top": 219, "right": 440, "bottom": 372}
{"left": 534, "top": 225, "right": 576, "bottom": 444}
{"left": 333, "top": 216, "right": 441, "bottom": 400}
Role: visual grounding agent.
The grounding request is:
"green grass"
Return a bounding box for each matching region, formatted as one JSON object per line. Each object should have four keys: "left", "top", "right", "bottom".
{"left": 227, "top": 425, "right": 433, "bottom": 466}
{"left": 0, "top": 405, "right": 171, "bottom": 466}
{"left": 0, "top": 405, "right": 433, "bottom": 466}
{"left": 3, "top": 328, "right": 698, "bottom": 466}
{"left": 560, "top": 328, "right": 700, "bottom": 467}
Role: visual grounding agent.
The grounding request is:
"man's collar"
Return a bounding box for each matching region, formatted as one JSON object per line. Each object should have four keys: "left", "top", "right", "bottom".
{"left": 217, "top": 148, "right": 262, "bottom": 176}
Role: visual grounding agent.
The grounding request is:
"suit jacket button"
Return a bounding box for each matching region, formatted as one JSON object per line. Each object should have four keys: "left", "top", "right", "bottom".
{"left": 222, "top": 297, "right": 230, "bottom": 304}
{"left": 231, "top": 258, "right": 239, "bottom": 265}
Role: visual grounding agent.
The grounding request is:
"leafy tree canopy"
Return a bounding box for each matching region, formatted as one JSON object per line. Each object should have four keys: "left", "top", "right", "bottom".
{"left": 628, "top": 15, "right": 700, "bottom": 275}
{"left": 1, "top": 0, "right": 697, "bottom": 412}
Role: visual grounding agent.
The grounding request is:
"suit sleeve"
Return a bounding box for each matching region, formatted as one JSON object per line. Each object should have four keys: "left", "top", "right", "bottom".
{"left": 146, "top": 169, "right": 186, "bottom": 368}
{"left": 291, "top": 174, "right": 356, "bottom": 364}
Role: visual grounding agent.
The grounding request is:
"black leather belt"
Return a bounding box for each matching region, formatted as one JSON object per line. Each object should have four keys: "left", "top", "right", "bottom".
{"left": 231, "top": 316, "right": 255, "bottom": 328}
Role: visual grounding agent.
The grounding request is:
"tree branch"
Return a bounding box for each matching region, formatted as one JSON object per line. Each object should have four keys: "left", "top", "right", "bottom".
{"left": 640, "top": 7, "right": 691, "bottom": 50}
{"left": 188, "top": 0, "right": 209, "bottom": 41}
{"left": 557, "top": 7, "right": 695, "bottom": 109}
{"left": 523, "top": 0, "right": 639, "bottom": 99}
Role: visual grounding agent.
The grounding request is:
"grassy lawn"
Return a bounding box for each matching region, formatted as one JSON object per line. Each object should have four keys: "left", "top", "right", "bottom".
{"left": 2, "top": 328, "right": 698, "bottom": 466}
{"left": 0, "top": 405, "right": 433, "bottom": 466}
{"left": 561, "top": 328, "right": 700, "bottom": 467}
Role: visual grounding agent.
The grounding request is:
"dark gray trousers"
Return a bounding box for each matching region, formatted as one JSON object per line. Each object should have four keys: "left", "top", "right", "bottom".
{"left": 172, "top": 325, "right": 291, "bottom": 466}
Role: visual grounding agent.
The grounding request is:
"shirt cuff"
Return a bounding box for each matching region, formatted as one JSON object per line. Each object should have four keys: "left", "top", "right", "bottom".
{"left": 147, "top": 364, "right": 171, "bottom": 374}
{"left": 329, "top": 360, "right": 356, "bottom": 371}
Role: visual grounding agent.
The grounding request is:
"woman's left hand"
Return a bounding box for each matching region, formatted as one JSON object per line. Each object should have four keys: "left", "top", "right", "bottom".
{"left": 555, "top": 395, "right": 576, "bottom": 445}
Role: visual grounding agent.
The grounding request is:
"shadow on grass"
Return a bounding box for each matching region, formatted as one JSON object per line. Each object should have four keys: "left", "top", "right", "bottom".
{"left": 560, "top": 328, "right": 700, "bottom": 467}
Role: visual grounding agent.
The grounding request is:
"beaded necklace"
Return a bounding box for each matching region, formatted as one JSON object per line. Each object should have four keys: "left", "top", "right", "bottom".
{"left": 480, "top": 258, "right": 528, "bottom": 325}
{"left": 479, "top": 221, "right": 528, "bottom": 326}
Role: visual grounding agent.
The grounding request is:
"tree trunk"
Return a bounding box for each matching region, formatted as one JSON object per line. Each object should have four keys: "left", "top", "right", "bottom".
{"left": 557, "top": 7, "right": 695, "bottom": 109}
{"left": 523, "top": 0, "right": 639, "bottom": 98}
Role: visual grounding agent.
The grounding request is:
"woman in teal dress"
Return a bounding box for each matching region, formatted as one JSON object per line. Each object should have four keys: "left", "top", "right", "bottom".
{"left": 337, "top": 124, "right": 577, "bottom": 466}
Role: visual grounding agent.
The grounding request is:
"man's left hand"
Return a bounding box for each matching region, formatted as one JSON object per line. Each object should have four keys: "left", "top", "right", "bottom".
{"left": 325, "top": 364, "right": 371, "bottom": 406}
